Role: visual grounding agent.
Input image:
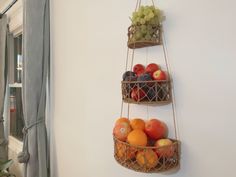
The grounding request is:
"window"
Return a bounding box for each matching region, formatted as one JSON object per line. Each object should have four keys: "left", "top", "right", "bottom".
{"left": 9, "top": 34, "right": 24, "bottom": 141}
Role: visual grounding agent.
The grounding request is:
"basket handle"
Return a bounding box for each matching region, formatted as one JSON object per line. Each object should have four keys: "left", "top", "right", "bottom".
{"left": 135, "top": 0, "right": 156, "bottom": 11}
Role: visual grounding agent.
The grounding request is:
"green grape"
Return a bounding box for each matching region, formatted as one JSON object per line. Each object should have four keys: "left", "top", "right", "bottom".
{"left": 135, "top": 17, "right": 141, "bottom": 24}
{"left": 143, "top": 9, "right": 149, "bottom": 16}
{"left": 148, "top": 12, "right": 155, "bottom": 19}
{"left": 140, "top": 6, "right": 145, "bottom": 12}
{"left": 138, "top": 11, "right": 143, "bottom": 17}
{"left": 141, "top": 29, "right": 147, "bottom": 35}
{"left": 140, "top": 25, "right": 146, "bottom": 31}
{"left": 145, "top": 33, "right": 152, "bottom": 40}
{"left": 132, "top": 12, "right": 138, "bottom": 18}
{"left": 151, "top": 37, "right": 156, "bottom": 41}
{"left": 150, "top": 6, "right": 155, "bottom": 11}
{"left": 140, "top": 18, "right": 146, "bottom": 25}
{"left": 144, "top": 15, "right": 150, "bottom": 22}
{"left": 135, "top": 31, "right": 142, "bottom": 41}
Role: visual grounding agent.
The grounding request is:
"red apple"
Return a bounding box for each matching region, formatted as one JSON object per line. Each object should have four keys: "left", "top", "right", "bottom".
{"left": 145, "top": 63, "right": 160, "bottom": 76}
{"left": 133, "top": 64, "right": 145, "bottom": 76}
{"left": 152, "top": 70, "right": 167, "bottom": 80}
{"left": 131, "top": 88, "right": 146, "bottom": 102}
{"left": 145, "top": 119, "right": 168, "bottom": 140}
{"left": 155, "top": 139, "right": 174, "bottom": 158}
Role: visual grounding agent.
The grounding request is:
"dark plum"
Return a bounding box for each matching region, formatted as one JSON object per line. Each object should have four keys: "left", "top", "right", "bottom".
{"left": 137, "top": 73, "right": 152, "bottom": 81}
{"left": 122, "top": 71, "right": 136, "bottom": 81}
{"left": 137, "top": 73, "right": 152, "bottom": 88}
{"left": 146, "top": 88, "right": 157, "bottom": 101}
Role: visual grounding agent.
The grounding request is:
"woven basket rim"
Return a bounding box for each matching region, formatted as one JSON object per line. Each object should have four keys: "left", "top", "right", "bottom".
{"left": 121, "top": 80, "right": 170, "bottom": 84}
{"left": 123, "top": 99, "right": 171, "bottom": 105}
{"left": 113, "top": 136, "right": 180, "bottom": 150}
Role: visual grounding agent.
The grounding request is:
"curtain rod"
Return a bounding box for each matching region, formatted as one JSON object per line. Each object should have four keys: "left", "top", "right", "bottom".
{"left": 0, "top": 0, "right": 18, "bottom": 18}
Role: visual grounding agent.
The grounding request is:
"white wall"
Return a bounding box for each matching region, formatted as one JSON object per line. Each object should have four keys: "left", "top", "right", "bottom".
{"left": 51, "top": 0, "right": 236, "bottom": 177}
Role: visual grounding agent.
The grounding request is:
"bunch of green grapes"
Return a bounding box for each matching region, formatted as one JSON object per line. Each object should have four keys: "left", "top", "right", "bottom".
{"left": 131, "top": 6, "right": 164, "bottom": 26}
{"left": 130, "top": 6, "right": 164, "bottom": 42}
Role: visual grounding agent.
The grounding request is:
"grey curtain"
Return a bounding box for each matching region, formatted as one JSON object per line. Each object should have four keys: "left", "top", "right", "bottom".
{"left": 17, "top": 0, "right": 50, "bottom": 177}
{"left": 0, "top": 15, "right": 8, "bottom": 162}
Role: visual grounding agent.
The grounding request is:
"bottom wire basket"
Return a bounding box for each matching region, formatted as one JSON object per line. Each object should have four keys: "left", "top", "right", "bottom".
{"left": 113, "top": 136, "right": 180, "bottom": 173}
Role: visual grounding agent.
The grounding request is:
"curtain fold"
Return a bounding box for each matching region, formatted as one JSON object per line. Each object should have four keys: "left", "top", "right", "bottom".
{"left": 0, "top": 15, "right": 8, "bottom": 162}
{"left": 17, "top": 0, "right": 50, "bottom": 177}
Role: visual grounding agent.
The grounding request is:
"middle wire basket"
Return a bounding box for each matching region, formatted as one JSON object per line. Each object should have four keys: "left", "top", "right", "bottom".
{"left": 121, "top": 80, "right": 171, "bottom": 105}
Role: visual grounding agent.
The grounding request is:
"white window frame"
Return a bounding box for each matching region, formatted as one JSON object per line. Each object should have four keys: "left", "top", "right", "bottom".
{"left": 1, "top": 0, "right": 23, "bottom": 150}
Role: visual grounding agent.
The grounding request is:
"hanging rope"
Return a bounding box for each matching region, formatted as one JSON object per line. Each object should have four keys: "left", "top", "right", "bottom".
{"left": 120, "top": 1, "right": 180, "bottom": 141}
{"left": 161, "top": 27, "right": 180, "bottom": 141}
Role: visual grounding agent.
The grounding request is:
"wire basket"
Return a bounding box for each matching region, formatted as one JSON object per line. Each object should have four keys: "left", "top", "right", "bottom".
{"left": 113, "top": 136, "right": 180, "bottom": 173}
{"left": 127, "top": 25, "right": 162, "bottom": 49}
{"left": 121, "top": 80, "right": 171, "bottom": 105}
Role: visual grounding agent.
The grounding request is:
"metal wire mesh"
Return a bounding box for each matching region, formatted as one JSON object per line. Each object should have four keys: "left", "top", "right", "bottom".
{"left": 114, "top": 137, "right": 180, "bottom": 173}
{"left": 121, "top": 80, "right": 171, "bottom": 105}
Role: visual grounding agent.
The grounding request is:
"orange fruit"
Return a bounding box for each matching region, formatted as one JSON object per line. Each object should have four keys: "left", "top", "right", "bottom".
{"left": 136, "top": 149, "right": 158, "bottom": 168}
{"left": 113, "top": 122, "right": 131, "bottom": 141}
{"left": 116, "top": 141, "right": 136, "bottom": 160}
{"left": 115, "top": 117, "right": 130, "bottom": 126}
{"left": 130, "top": 118, "right": 145, "bottom": 130}
{"left": 127, "top": 129, "right": 147, "bottom": 147}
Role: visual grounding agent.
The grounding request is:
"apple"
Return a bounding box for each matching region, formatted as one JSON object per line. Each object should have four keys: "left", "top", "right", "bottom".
{"left": 152, "top": 70, "right": 167, "bottom": 80}
{"left": 131, "top": 88, "right": 146, "bottom": 101}
{"left": 155, "top": 139, "right": 174, "bottom": 158}
{"left": 145, "top": 63, "right": 160, "bottom": 75}
{"left": 145, "top": 119, "right": 168, "bottom": 140}
{"left": 113, "top": 122, "right": 131, "bottom": 141}
{"left": 133, "top": 64, "right": 145, "bottom": 76}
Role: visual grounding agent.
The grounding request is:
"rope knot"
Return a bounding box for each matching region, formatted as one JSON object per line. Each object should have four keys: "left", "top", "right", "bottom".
{"left": 22, "top": 127, "right": 28, "bottom": 135}
{"left": 17, "top": 151, "right": 30, "bottom": 163}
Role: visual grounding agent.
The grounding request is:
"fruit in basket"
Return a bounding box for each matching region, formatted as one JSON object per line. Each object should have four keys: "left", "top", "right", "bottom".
{"left": 136, "top": 149, "right": 158, "bottom": 168}
{"left": 152, "top": 70, "right": 167, "bottom": 80}
{"left": 127, "top": 129, "right": 147, "bottom": 146}
{"left": 130, "top": 118, "right": 145, "bottom": 130}
{"left": 137, "top": 73, "right": 152, "bottom": 81}
{"left": 133, "top": 64, "right": 145, "bottom": 76}
{"left": 146, "top": 88, "right": 157, "bottom": 101}
{"left": 116, "top": 141, "right": 136, "bottom": 160}
{"left": 124, "top": 75, "right": 137, "bottom": 82}
{"left": 113, "top": 122, "right": 131, "bottom": 141}
{"left": 115, "top": 117, "right": 130, "bottom": 126}
{"left": 137, "top": 73, "right": 153, "bottom": 88}
{"left": 155, "top": 139, "right": 174, "bottom": 158}
{"left": 131, "top": 6, "right": 164, "bottom": 26}
{"left": 129, "top": 6, "right": 164, "bottom": 43}
{"left": 145, "top": 63, "right": 160, "bottom": 75}
{"left": 145, "top": 119, "right": 168, "bottom": 140}
{"left": 122, "top": 71, "right": 136, "bottom": 81}
{"left": 131, "top": 88, "right": 146, "bottom": 101}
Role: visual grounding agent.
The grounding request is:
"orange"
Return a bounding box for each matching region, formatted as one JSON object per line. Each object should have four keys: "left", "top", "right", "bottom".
{"left": 136, "top": 149, "right": 158, "bottom": 168}
{"left": 127, "top": 129, "right": 147, "bottom": 147}
{"left": 113, "top": 122, "right": 131, "bottom": 141}
{"left": 116, "top": 141, "right": 136, "bottom": 160}
{"left": 130, "top": 118, "right": 145, "bottom": 130}
{"left": 115, "top": 117, "right": 130, "bottom": 126}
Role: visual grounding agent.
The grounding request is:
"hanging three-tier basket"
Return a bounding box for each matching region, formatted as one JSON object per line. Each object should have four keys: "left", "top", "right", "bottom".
{"left": 113, "top": 0, "right": 180, "bottom": 173}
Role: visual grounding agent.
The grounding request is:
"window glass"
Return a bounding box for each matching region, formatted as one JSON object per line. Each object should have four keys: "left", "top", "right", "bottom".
{"left": 9, "top": 34, "right": 24, "bottom": 141}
